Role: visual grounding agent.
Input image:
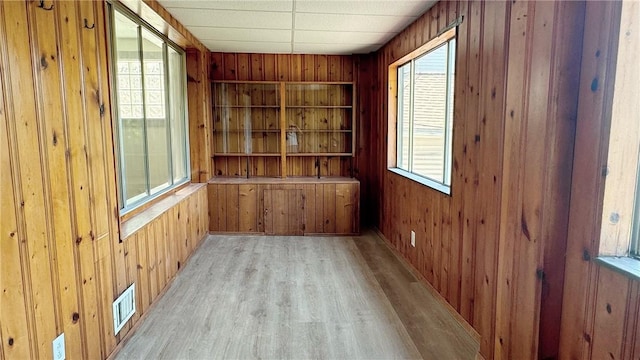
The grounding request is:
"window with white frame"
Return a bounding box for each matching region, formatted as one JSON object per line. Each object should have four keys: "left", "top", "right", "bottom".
{"left": 389, "top": 28, "right": 456, "bottom": 195}
{"left": 109, "top": 4, "right": 189, "bottom": 212}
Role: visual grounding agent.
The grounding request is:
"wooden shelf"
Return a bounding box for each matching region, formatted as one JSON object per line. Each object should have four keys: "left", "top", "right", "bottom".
{"left": 215, "top": 105, "right": 280, "bottom": 108}
{"left": 293, "top": 129, "right": 351, "bottom": 133}
{"left": 211, "top": 80, "right": 280, "bottom": 84}
{"left": 213, "top": 153, "right": 281, "bottom": 157}
{"left": 287, "top": 153, "right": 353, "bottom": 157}
{"left": 213, "top": 129, "right": 281, "bottom": 133}
{"left": 286, "top": 105, "right": 352, "bottom": 109}
{"left": 211, "top": 80, "right": 354, "bottom": 85}
{"left": 209, "top": 176, "right": 359, "bottom": 184}
{"left": 212, "top": 80, "right": 356, "bottom": 177}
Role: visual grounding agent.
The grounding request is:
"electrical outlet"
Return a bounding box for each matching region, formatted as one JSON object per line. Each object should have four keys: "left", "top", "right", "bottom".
{"left": 411, "top": 230, "right": 416, "bottom": 247}
{"left": 52, "top": 333, "right": 65, "bottom": 360}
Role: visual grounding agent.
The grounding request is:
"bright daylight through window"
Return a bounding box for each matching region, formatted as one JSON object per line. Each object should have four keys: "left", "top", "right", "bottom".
{"left": 390, "top": 29, "right": 456, "bottom": 195}
{"left": 110, "top": 5, "right": 189, "bottom": 212}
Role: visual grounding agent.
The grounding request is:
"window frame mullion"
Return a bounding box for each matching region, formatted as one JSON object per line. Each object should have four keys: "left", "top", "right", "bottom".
{"left": 408, "top": 60, "right": 415, "bottom": 172}
{"left": 162, "top": 42, "right": 174, "bottom": 186}
{"left": 138, "top": 26, "right": 151, "bottom": 198}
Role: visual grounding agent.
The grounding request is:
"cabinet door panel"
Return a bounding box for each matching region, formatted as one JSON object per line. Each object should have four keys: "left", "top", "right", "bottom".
{"left": 264, "top": 189, "right": 304, "bottom": 235}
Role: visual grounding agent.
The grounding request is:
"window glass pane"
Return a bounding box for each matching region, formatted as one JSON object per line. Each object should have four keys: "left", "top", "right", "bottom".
{"left": 168, "top": 46, "right": 187, "bottom": 182}
{"left": 397, "top": 63, "right": 411, "bottom": 171}
{"left": 142, "top": 29, "right": 171, "bottom": 194}
{"left": 412, "top": 44, "right": 448, "bottom": 183}
{"left": 114, "top": 11, "right": 147, "bottom": 204}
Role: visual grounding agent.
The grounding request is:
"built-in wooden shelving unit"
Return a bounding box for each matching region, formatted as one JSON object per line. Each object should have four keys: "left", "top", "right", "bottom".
{"left": 212, "top": 80, "right": 355, "bottom": 178}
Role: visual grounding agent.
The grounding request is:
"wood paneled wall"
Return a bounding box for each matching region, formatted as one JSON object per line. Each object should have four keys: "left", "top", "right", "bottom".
{"left": 209, "top": 53, "right": 354, "bottom": 178}
{"left": 117, "top": 185, "right": 208, "bottom": 341}
{"left": 357, "top": 1, "right": 585, "bottom": 358}
{"left": 0, "top": 1, "right": 209, "bottom": 359}
{"left": 559, "top": 1, "right": 640, "bottom": 358}
{"left": 208, "top": 178, "right": 359, "bottom": 235}
{"left": 186, "top": 49, "right": 213, "bottom": 182}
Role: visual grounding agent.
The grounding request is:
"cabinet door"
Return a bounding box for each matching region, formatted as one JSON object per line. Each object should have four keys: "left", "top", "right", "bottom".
{"left": 263, "top": 189, "right": 304, "bottom": 235}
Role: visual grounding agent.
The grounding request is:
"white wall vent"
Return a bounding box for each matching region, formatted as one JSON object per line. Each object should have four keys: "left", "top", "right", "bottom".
{"left": 113, "top": 283, "right": 136, "bottom": 335}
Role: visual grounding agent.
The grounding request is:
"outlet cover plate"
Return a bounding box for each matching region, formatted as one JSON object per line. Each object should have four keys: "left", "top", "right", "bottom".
{"left": 53, "top": 333, "right": 65, "bottom": 360}
{"left": 411, "top": 230, "right": 416, "bottom": 247}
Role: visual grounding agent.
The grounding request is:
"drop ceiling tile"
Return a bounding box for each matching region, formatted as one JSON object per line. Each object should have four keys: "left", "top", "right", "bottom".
{"left": 295, "top": 0, "right": 434, "bottom": 17}
{"left": 293, "top": 43, "right": 380, "bottom": 55}
{"left": 167, "top": 8, "right": 292, "bottom": 29}
{"left": 204, "top": 40, "right": 292, "bottom": 54}
{"left": 190, "top": 27, "right": 291, "bottom": 42}
{"left": 162, "top": 0, "right": 293, "bottom": 12}
{"left": 295, "top": 12, "right": 416, "bottom": 33}
{"left": 295, "top": 30, "right": 391, "bottom": 45}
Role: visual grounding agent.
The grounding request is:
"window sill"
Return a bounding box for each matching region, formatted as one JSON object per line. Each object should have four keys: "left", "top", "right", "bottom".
{"left": 388, "top": 167, "right": 451, "bottom": 195}
{"left": 595, "top": 256, "right": 640, "bottom": 282}
{"left": 120, "top": 183, "right": 206, "bottom": 241}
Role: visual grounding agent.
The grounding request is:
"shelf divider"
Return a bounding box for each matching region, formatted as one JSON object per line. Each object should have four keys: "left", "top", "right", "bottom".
{"left": 280, "top": 81, "right": 287, "bottom": 178}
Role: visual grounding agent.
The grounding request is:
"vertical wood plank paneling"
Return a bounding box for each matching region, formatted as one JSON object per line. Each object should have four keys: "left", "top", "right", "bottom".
{"left": 440, "top": 195, "right": 451, "bottom": 300}
{"left": 238, "top": 184, "right": 257, "bottom": 232}
{"left": 58, "top": 2, "right": 102, "bottom": 357}
{"left": 226, "top": 184, "right": 239, "bottom": 232}
{"left": 0, "top": 11, "right": 33, "bottom": 355}
{"left": 303, "top": 184, "right": 316, "bottom": 234}
{"left": 1, "top": 0, "right": 211, "bottom": 358}
{"left": 186, "top": 50, "right": 205, "bottom": 181}
{"left": 7, "top": 2, "right": 59, "bottom": 357}
{"left": 335, "top": 184, "right": 350, "bottom": 234}
{"left": 558, "top": 1, "right": 640, "bottom": 360}
{"left": 494, "top": 1, "right": 531, "bottom": 358}
{"left": 473, "top": 2, "right": 508, "bottom": 357}
{"left": 148, "top": 220, "right": 159, "bottom": 302}
{"left": 41, "top": 4, "right": 90, "bottom": 354}
{"left": 94, "top": 1, "right": 121, "bottom": 353}
{"left": 459, "top": 0, "right": 482, "bottom": 325}
{"left": 360, "top": 1, "right": 587, "bottom": 359}
{"left": 591, "top": 268, "right": 630, "bottom": 359}
{"left": 448, "top": 0, "right": 467, "bottom": 312}
{"left": 323, "top": 183, "right": 336, "bottom": 234}
{"left": 315, "top": 184, "right": 325, "bottom": 233}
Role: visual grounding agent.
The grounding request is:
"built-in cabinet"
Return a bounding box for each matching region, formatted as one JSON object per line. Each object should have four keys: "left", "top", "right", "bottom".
{"left": 208, "top": 177, "right": 359, "bottom": 235}
{"left": 212, "top": 81, "right": 355, "bottom": 177}
{"left": 210, "top": 81, "right": 359, "bottom": 235}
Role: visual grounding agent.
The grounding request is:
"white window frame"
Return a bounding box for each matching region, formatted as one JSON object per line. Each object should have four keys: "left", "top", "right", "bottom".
{"left": 387, "top": 27, "right": 457, "bottom": 195}
{"left": 107, "top": 3, "right": 190, "bottom": 214}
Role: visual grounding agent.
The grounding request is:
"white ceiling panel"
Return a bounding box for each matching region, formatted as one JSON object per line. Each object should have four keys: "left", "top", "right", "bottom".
{"left": 167, "top": 8, "right": 292, "bottom": 29}
{"left": 296, "top": 0, "right": 431, "bottom": 16}
{"left": 203, "top": 40, "right": 293, "bottom": 54}
{"left": 295, "top": 30, "right": 391, "bottom": 46}
{"left": 161, "top": 0, "right": 293, "bottom": 12}
{"left": 157, "top": 0, "right": 437, "bottom": 54}
{"left": 190, "top": 27, "right": 291, "bottom": 42}
{"left": 293, "top": 42, "right": 380, "bottom": 55}
{"left": 295, "top": 13, "right": 416, "bottom": 33}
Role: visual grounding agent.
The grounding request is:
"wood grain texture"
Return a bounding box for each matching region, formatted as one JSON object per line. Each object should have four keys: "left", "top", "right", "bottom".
{"left": 558, "top": 1, "right": 640, "bottom": 359}
{"left": 114, "top": 231, "right": 479, "bottom": 359}
{"left": 186, "top": 49, "right": 213, "bottom": 183}
{"left": 357, "top": 1, "right": 584, "bottom": 358}
{"left": 0, "top": 1, "right": 210, "bottom": 359}
{"left": 210, "top": 53, "right": 355, "bottom": 178}
{"left": 208, "top": 178, "right": 359, "bottom": 235}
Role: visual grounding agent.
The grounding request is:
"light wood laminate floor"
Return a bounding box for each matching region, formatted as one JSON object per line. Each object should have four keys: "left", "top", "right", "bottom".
{"left": 115, "top": 231, "right": 479, "bottom": 359}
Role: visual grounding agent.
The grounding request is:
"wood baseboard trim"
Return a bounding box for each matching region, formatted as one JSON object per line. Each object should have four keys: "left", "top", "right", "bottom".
{"left": 371, "top": 227, "right": 481, "bottom": 343}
